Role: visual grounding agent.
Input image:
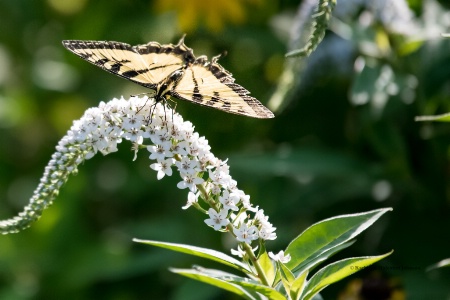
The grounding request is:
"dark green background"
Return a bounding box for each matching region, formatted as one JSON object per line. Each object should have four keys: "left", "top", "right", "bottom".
{"left": 1, "top": 0, "right": 450, "bottom": 299}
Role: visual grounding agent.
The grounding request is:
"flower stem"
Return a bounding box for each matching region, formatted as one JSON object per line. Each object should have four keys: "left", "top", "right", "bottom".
{"left": 197, "top": 183, "right": 220, "bottom": 211}
{"left": 242, "top": 242, "right": 270, "bottom": 286}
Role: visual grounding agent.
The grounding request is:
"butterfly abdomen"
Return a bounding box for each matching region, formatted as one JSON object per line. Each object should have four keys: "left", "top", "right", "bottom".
{"left": 156, "top": 69, "right": 185, "bottom": 102}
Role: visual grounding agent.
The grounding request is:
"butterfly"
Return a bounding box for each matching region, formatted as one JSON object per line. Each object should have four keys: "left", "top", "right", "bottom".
{"left": 62, "top": 36, "right": 274, "bottom": 118}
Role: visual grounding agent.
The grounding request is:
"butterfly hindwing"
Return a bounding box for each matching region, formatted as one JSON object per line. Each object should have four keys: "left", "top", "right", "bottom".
{"left": 62, "top": 37, "right": 274, "bottom": 119}
{"left": 172, "top": 56, "right": 274, "bottom": 118}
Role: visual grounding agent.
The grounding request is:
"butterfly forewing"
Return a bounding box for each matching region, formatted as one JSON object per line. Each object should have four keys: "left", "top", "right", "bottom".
{"left": 132, "top": 42, "right": 187, "bottom": 84}
{"left": 63, "top": 40, "right": 158, "bottom": 88}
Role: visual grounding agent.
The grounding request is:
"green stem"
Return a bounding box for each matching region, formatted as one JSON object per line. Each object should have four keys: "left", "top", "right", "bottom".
{"left": 243, "top": 242, "right": 270, "bottom": 286}
{"left": 196, "top": 183, "right": 219, "bottom": 211}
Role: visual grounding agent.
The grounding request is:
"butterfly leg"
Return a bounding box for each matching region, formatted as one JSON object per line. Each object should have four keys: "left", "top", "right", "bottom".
{"left": 133, "top": 90, "right": 156, "bottom": 118}
{"left": 164, "top": 96, "right": 178, "bottom": 131}
{"left": 146, "top": 101, "right": 159, "bottom": 125}
{"left": 136, "top": 96, "right": 151, "bottom": 115}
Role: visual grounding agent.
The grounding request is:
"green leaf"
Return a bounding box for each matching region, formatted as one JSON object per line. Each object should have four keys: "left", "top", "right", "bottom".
{"left": 277, "top": 262, "right": 308, "bottom": 300}
{"left": 229, "top": 273, "right": 287, "bottom": 300}
{"left": 285, "top": 208, "right": 391, "bottom": 272}
{"left": 415, "top": 112, "right": 450, "bottom": 122}
{"left": 171, "top": 267, "right": 286, "bottom": 300}
{"left": 133, "top": 239, "right": 250, "bottom": 274}
{"left": 257, "top": 243, "right": 276, "bottom": 286}
{"left": 279, "top": 262, "right": 308, "bottom": 300}
{"left": 290, "top": 240, "right": 355, "bottom": 279}
{"left": 279, "top": 262, "right": 295, "bottom": 297}
{"left": 171, "top": 268, "right": 259, "bottom": 300}
{"left": 290, "top": 269, "right": 308, "bottom": 300}
{"left": 279, "top": 262, "right": 295, "bottom": 284}
{"left": 301, "top": 251, "right": 393, "bottom": 300}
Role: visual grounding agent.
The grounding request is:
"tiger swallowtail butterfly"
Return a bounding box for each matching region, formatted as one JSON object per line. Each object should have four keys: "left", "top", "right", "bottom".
{"left": 62, "top": 36, "right": 274, "bottom": 119}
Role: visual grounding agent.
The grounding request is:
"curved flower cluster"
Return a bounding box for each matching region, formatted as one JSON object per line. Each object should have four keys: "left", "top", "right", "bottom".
{"left": 1, "top": 96, "right": 276, "bottom": 249}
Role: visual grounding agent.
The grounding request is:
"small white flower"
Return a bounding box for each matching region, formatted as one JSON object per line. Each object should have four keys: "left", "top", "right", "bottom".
{"left": 209, "top": 168, "right": 230, "bottom": 186}
{"left": 147, "top": 143, "right": 172, "bottom": 161}
{"left": 230, "top": 212, "right": 248, "bottom": 228}
{"left": 122, "top": 114, "right": 144, "bottom": 130}
{"left": 269, "top": 250, "right": 291, "bottom": 263}
{"left": 182, "top": 191, "right": 199, "bottom": 209}
{"left": 210, "top": 183, "right": 221, "bottom": 195}
{"left": 259, "top": 223, "right": 277, "bottom": 240}
{"left": 230, "top": 245, "right": 246, "bottom": 258}
{"left": 233, "top": 190, "right": 256, "bottom": 212}
{"left": 150, "top": 158, "right": 175, "bottom": 180}
{"left": 204, "top": 208, "right": 230, "bottom": 230}
{"left": 123, "top": 128, "right": 144, "bottom": 144}
{"left": 255, "top": 209, "right": 271, "bottom": 226}
{"left": 233, "top": 223, "right": 258, "bottom": 244}
{"left": 186, "top": 140, "right": 200, "bottom": 157}
{"left": 219, "top": 190, "right": 239, "bottom": 211}
{"left": 230, "top": 244, "right": 258, "bottom": 258}
{"left": 152, "top": 129, "right": 171, "bottom": 145}
{"left": 177, "top": 173, "right": 204, "bottom": 192}
{"left": 170, "top": 140, "right": 188, "bottom": 156}
{"left": 175, "top": 157, "right": 199, "bottom": 175}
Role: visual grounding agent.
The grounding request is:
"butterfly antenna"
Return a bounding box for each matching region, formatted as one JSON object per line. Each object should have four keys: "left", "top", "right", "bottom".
{"left": 177, "top": 34, "right": 187, "bottom": 46}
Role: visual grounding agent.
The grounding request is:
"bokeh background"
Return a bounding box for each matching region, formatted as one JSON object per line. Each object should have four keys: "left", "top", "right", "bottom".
{"left": 1, "top": 0, "right": 450, "bottom": 299}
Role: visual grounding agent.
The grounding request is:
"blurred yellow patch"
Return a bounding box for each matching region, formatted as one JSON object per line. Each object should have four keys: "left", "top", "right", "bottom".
{"left": 47, "top": 0, "right": 87, "bottom": 15}
{"left": 154, "top": 0, "right": 259, "bottom": 32}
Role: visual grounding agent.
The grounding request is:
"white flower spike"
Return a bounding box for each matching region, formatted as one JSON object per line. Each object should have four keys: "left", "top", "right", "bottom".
{"left": 0, "top": 96, "right": 277, "bottom": 249}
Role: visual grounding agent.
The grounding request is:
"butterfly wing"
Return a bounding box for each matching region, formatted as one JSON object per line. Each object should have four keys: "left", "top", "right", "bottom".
{"left": 131, "top": 38, "right": 194, "bottom": 84}
{"left": 172, "top": 56, "right": 274, "bottom": 119}
{"left": 62, "top": 39, "right": 192, "bottom": 88}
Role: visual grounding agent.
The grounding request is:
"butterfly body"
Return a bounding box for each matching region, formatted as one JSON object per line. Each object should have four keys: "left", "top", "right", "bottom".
{"left": 62, "top": 37, "right": 274, "bottom": 118}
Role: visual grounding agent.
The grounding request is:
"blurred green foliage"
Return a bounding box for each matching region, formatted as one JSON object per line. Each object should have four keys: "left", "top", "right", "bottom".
{"left": 1, "top": 0, "right": 450, "bottom": 299}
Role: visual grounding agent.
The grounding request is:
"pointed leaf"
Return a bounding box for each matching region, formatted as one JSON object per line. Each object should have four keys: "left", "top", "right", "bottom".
{"left": 171, "top": 268, "right": 260, "bottom": 300}
{"left": 279, "top": 262, "right": 295, "bottom": 299}
{"left": 274, "top": 238, "right": 354, "bottom": 287}
{"left": 415, "top": 112, "right": 450, "bottom": 122}
{"left": 171, "top": 267, "right": 286, "bottom": 300}
{"left": 291, "top": 270, "right": 308, "bottom": 300}
{"left": 279, "top": 262, "right": 295, "bottom": 284}
{"left": 285, "top": 208, "right": 391, "bottom": 272}
{"left": 257, "top": 244, "right": 276, "bottom": 286}
{"left": 134, "top": 239, "right": 250, "bottom": 273}
{"left": 229, "top": 273, "right": 287, "bottom": 300}
{"left": 293, "top": 240, "right": 355, "bottom": 276}
{"left": 301, "top": 251, "right": 393, "bottom": 300}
